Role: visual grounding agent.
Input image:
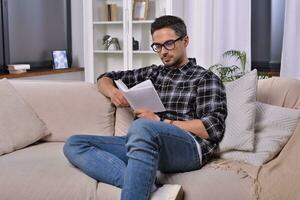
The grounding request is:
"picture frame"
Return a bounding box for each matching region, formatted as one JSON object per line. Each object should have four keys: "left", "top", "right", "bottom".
{"left": 133, "top": 0, "right": 149, "bottom": 20}
{"left": 52, "top": 50, "right": 69, "bottom": 69}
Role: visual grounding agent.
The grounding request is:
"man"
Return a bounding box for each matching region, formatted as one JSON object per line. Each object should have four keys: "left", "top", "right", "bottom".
{"left": 64, "top": 15, "right": 227, "bottom": 200}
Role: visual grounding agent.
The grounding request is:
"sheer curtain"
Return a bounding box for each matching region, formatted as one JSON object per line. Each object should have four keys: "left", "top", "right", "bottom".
{"left": 280, "top": 0, "right": 300, "bottom": 79}
{"left": 183, "top": 0, "right": 251, "bottom": 70}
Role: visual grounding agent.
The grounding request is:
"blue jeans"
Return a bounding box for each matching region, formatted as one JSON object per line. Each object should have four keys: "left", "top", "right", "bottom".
{"left": 63, "top": 118, "right": 201, "bottom": 200}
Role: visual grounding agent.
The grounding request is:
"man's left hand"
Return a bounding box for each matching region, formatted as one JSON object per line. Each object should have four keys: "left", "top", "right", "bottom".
{"left": 134, "top": 109, "right": 160, "bottom": 121}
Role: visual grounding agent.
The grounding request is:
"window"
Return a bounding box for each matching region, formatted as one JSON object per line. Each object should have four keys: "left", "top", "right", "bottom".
{"left": 251, "top": 0, "right": 285, "bottom": 76}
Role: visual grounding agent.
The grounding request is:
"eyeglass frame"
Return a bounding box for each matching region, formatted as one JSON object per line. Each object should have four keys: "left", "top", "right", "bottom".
{"left": 150, "top": 35, "right": 186, "bottom": 53}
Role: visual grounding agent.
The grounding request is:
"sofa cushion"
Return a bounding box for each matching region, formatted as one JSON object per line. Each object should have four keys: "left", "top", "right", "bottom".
{"left": 10, "top": 80, "right": 115, "bottom": 141}
{"left": 220, "top": 102, "right": 300, "bottom": 166}
{"left": 115, "top": 107, "right": 134, "bottom": 136}
{"left": 157, "top": 163, "right": 253, "bottom": 200}
{"left": 0, "top": 142, "right": 97, "bottom": 200}
{"left": 0, "top": 79, "right": 50, "bottom": 156}
{"left": 219, "top": 69, "right": 257, "bottom": 152}
{"left": 97, "top": 182, "right": 121, "bottom": 200}
{"left": 257, "top": 77, "right": 300, "bottom": 109}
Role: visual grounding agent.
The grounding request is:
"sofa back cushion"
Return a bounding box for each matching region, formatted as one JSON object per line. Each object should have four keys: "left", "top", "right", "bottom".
{"left": 115, "top": 107, "right": 134, "bottom": 136}
{"left": 257, "top": 77, "right": 300, "bottom": 109}
{"left": 10, "top": 80, "right": 115, "bottom": 141}
{"left": 0, "top": 79, "right": 50, "bottom": 155}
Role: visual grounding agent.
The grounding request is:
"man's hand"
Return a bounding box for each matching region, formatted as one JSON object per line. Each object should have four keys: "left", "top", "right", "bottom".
{"left": 98, "top": 77, "right": 129, "bottom": 107}
{"left": 134, "top": 109, "right": 160, "bottom": 121}
{"left": 110, "top": 88, "right": 129, "bottom": 107}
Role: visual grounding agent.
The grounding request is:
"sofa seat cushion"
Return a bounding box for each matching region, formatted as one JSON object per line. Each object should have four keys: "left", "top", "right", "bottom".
{"left": 93, "top": 163, "right": 254, "bottom": 200}
{"left": 10, "top": 80, "right": 115, "bottom": 141}
{"left": 97, "top": 182, "right": 121, "bottom": 200}
{"left": 158, "top": 163, "right": 253, "bottom": 200}
{"left": 0, "top": 142, "right": 97, "bottom": 200}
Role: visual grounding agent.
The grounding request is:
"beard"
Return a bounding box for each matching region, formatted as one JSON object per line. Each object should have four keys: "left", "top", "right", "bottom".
{"left": 161, "top": 56, "right": 182, "bottom": 68}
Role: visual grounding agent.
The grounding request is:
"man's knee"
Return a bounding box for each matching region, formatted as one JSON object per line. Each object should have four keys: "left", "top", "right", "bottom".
{"left": 63, "top": 135, "right": 84, "bottom": 158}
{"left": 128, "top": 119, "right": 157, "bottom": 138}
{"left": 126, "top": 119, "right": 158, "bottom": 149}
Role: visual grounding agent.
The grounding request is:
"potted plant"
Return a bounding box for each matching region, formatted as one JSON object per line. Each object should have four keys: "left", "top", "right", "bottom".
{"left": 209, "top": 50, "right": 247, "bottom": 82}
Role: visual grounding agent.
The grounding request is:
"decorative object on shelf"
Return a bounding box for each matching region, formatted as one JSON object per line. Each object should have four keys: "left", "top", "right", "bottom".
{"left": 107, "top": 3, "right": 118, "bottom": 21}
{"left": 52, "top": 50, "right": 69, "bottom": 70}
{"left": 209, "top": 50, "right": 247, "bottom": 82}
{"left": 133, "top": 37, "right": 139, "bottom": 50}
{"left": 133, "top": 0, "right": 149, "bottom": 20}
{"left": 102, "top": 35, "right": 121, "bottom": 50}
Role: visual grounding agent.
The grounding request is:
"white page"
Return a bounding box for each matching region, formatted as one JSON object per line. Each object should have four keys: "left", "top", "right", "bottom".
{"left": 115, "top": 79, "right": 129, "bottom": 91}
{"left": 114, "top": 79, "right": 166, "bottom": 112}
{"left": 131, "top": 79, "right": 153, "bottom": 89}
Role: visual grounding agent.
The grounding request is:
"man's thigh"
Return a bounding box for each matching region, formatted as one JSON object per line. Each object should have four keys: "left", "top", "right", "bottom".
{"left": 68, "top": 134, "right": 128, "bottom": 163}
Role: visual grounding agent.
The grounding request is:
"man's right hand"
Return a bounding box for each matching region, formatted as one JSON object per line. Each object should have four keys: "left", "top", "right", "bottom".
{"left": 98, "top": 77, "right": 129, "bottom": 107}
{"left": 109, "top": 88, "right": 129, "bottom": 107}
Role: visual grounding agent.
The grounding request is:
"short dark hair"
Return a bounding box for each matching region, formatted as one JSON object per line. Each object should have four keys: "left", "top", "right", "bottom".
{"left": 151, "top": 15, "right": 187, "bottom": 37}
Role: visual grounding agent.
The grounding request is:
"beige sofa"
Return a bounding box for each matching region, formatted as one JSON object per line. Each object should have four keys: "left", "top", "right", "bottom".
{"left": 0, "top": 77, "right": 299, "bottom": 200}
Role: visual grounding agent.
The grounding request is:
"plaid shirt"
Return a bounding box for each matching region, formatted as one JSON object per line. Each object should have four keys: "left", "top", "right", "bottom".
{"left": 98, "top": 59, "right": 227, "bottom": 164}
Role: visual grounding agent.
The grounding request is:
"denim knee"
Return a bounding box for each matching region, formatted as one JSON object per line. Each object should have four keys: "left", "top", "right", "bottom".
{"left": 126, "top": 119, "right": 158, "bottom": 150}
{"left": 63, "top": 135, "right": 81, "bottom": 159}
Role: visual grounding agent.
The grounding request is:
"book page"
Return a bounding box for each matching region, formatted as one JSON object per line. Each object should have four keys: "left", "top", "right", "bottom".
{"left": 114, "top": 79, "right": 166, "bottom": 112}
{"left": 115, "top": 79, "right": 129, "bottom": 91}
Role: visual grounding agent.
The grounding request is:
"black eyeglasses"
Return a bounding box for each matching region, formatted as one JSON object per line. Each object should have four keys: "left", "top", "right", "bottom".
{"left": 151, "top": 36, "right": 185, "bottom": 53}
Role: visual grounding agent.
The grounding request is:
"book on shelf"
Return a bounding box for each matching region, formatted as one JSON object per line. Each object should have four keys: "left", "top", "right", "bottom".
{"left": 7, "top": 64, "right": 30, "bottom": 74}
{"left": 7, "top": 64, "right": 30, "bottom": 70}
{"left": 107, "top": 4, "right": 118, "bottom": 21}
{"left": 114, "top": 79, "right": 166, "bottom": 113}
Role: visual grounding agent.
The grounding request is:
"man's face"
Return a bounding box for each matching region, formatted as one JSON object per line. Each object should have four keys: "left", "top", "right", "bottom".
{"left": 152, "top": 28, "right": 188, "bottom": 68}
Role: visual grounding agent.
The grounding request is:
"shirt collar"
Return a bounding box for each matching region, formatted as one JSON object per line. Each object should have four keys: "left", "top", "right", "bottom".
{"left": 177, "top": 58, "right": 196, "bottom": 73}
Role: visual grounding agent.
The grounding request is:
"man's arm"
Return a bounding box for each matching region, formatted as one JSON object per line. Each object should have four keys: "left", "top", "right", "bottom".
{"left": 134, "top": 109, "right": 209, "bottom": 139}
{"left": 97, "top": 77, "right": 129, "bottom": 107}
{"left": 166, "top": 119, "right": 209, "bottom": 139}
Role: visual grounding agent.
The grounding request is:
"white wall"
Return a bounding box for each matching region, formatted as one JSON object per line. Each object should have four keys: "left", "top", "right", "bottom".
{"left": 71, "top": 0, "right": 84, "bottom": 68}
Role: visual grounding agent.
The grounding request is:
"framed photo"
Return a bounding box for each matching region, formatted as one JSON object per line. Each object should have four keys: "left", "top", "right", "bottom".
{"left": 52, "top": 50, "right": 69, "bottom": 69}
{"left": 133, "top": 0, "right": 149, "bottom": 20}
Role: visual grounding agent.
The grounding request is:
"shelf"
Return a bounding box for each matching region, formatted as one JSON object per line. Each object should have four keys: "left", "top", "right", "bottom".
{"left": 132, "top": 20, "right": 154, "bottom": 24}
{"left": 133, "top": 50, "right": 156, "bottom": 54}
{"left": 94, "top": 50, "right": 124, "bottom": 54}
{"left": 84, "top": 0, "right": 181, "bottom": 83}
{"left": 0, "top": 67, "right": 84, "bottom": 79}
{"left": 93, "top": 21, "right": 123, "bottom": 25}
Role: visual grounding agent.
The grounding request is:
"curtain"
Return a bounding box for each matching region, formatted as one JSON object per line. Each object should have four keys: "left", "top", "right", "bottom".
{"left": 183, "top": 0, "right": 251, "bottom": 70}
{"left": 280, "top": 0, "right": 300, "bottom": 79}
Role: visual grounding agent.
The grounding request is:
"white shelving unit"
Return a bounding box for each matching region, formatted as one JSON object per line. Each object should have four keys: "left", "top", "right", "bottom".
{"left": 83, "top": 0, "right": 183, "bottom": 83}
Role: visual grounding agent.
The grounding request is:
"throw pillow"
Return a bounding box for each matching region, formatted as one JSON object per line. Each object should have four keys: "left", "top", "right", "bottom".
{"left": 218, "top": 69, "right": 258, "bottom": 152}
{"left": 220, "top": 102, "right": 300, "bottom": 166}
{"left": 0, "top": 79, "right": 50, "bottom": 155}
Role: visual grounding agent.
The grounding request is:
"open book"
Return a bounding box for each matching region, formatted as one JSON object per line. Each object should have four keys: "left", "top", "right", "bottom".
{"left": 114, "top": 79, "right": 166, "bottom": 112}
